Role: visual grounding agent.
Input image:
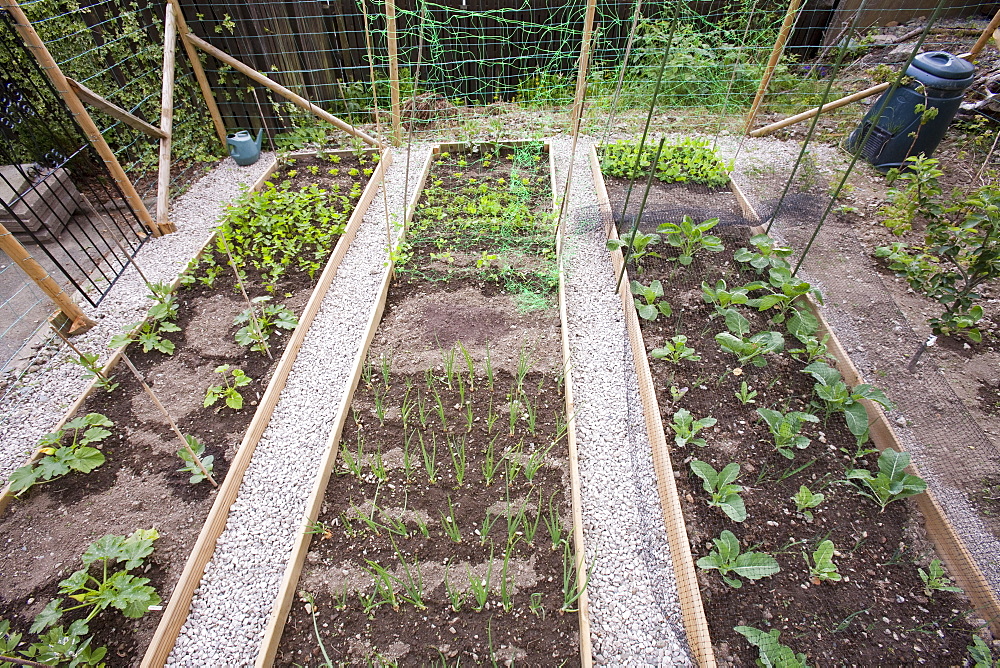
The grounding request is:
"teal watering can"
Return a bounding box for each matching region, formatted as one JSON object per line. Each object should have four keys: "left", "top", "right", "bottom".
{"left": 226, "top": 129, "right": 263, "bottom": 166}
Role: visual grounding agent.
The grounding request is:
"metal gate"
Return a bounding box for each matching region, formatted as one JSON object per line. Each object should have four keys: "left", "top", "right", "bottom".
{"left": 0, "top": 7, "right": 152, "bottom": 309}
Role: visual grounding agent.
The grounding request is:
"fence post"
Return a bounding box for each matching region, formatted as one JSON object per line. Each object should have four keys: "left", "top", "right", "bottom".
{"left": 0, "top": 223, "right": 95, "bottom": 334}
{"left": 386, "top": 0, "right": 402, "bottom": 146}
{"left": 157, "top": 3, "right": 177, "bottom": 235}
{"left": 167, "top": 0, "right": 228, "bottom": 147}
{"left": 744, "top": 0, "right": 804, "bottom": 134}
{"left": 0, "top": 0, "right": 161, "bottom": 238}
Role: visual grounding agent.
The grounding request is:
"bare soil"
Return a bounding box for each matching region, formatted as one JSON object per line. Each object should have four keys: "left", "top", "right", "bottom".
{"left": 0, "top": 153, "right": 373, "bottom": 664}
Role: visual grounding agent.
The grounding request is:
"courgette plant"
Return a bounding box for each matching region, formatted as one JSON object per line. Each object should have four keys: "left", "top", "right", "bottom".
{"left": 7, "top": 413, "right": 112, "bottom": 497}
{"left": 234, "top": 296, "right": 299, "bottom": 352}
{"left": 204, "top": 364, "right": 251, "bottom": 410}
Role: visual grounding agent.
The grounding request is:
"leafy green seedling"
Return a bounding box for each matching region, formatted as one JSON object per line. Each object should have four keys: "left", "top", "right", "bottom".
{"left": 789, "top": 333, "right": 831, "bottom": 365}
{"left": 969, "top": 635, "right": 997, "bottom": 668}
{"left": 734, "top": 233, "right": 793, "bottom": 272}
{"left": 651, "top": 334, "right": 699, "bottom": 363}
{"left": 109, "top": 319, "right": 181, "bottom": 355}
{"left": 715, "top": 330, "right": 784, "bottom": 368}
{"left": 845, "top": 449, "right": 927, "bottom": 511}
{"left": 689, "top": 460, "right": 746, "bottom": 522}
{"left": 746, "top": 267, "right": 823, "bottom": 326}
{"left": 0, "top": 617, "right": 108, "bottom": 668}
{"left": 657, "top": 215, "right": 724, "bottom": 265}
{"left": 734, "top": 381, "right": 757, "bottom": 405}
{"left": 607, "top": 230, "right": 661, "bottom": 268}
{"left": 734, "top": 626, "right": 809, "bottom": 667}
{"left": 918, "top": 559, "right": 962, "bottom": 597}
{"left": 8, "top": 413, "right": 112, "bottom": 496}
{"left": 32, "top": 529, "right": 161, "bottom": 634}
{"left": 630, "top": 280, "right": 672, "bottom": 321}
{"left": 757, "top": 408, "right": 820, "bottom": 459}
{"left": 234, "top": 296, "right": 299, "bottom": 352}
{"left": 803, "top": 361, "right": 893, "bottom": 442}
{"left": 701, "top": 279, "right": 748, "bottom": 308}
{"left": 806, "top": 539, "right": 841, "bottom": 583}
{"left": 204, "top": 364, "right": 251, "bottom": 410}
{"left": 669, "top": 408, "right": 717, "bottom": 447}
{"left": 178, "top": 435, "right": 215, "bottom": 484}
{"left": 792, "top": 485, "right": 825, "bottom": 520}
{"left": 697, "top": 530, "right": 780, "bottom": 588}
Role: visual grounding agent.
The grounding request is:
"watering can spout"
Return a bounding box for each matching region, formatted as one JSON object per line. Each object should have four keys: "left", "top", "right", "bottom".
{"left": 226, "top": 129, "right": 264, "bottom": 166}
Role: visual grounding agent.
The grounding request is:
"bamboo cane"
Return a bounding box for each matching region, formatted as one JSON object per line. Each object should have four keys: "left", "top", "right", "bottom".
{"left": 166, "top": 0, "right": 227, "bottom": 147}
{"left": 970, "top": 7, "right": 1000, "bottom": 58}
{"left": 749, "top": 82, "right": 891, "bottom": 137}
{"left": 119, "top": 352, "right": 218, "bottom": 487}
{"left": 386, "top": 0, "right": 402, "bottom": 146}
{"left": 0, "top": 222, "right": 95, "bottom": 333}
{"left": 0, "top": 0, "right": 159, "bottom": 237}
{"left": 185, "top": 33, "right": 383, "bottom": 148}
{"left": 744, "top": 0, "right": 804, "bottom": 133}
{"left": 156, "top": 3, "right": 177, "bottom": 234}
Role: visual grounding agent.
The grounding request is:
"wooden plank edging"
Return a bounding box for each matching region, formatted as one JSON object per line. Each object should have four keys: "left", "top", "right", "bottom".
{"left": 552, "top": 143, "right": 594, "bottom": 668}
{"left": 588, "top": 145, "right": 717, "bottom": 668}
{"left": 253, "top": 146, "right": 432, "bottom": 667}
{"left": 140, "top": 146, "right": 392, "bottom": 667}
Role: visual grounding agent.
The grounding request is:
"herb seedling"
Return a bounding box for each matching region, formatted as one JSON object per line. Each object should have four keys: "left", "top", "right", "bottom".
{"left": 204, "top": 364, "right": 251, "bottom": 410}
{"left": 697, "top": 530, "right": 780, "bottom": 588}
{"left": 756, "top": 408, "right": 820, "bottom": 459}
{"left": 792, "top": 485, "right": 825, "bottom": 520}
{"left": 8, "top": 413, "right": 112, "bottom": 496}
{"left": 669, "top": 408, "right": 717, "bottom": 447}
{"left": 845, "top": 448, "right": 927, "bottom": 511}
{"left": 918, "top": 559, "right": 962, "bottom": 597}
{"left": 651, "top": 334, "right": 700, "bottom": 363}
{"left": 689, "top": 460, "right": 747, "bottom": 522}
{"left": 806, "top": 539, "right": 842, "bottom": 583}
{"left": 630, "top": 280, "right": 673, "bottom": 321}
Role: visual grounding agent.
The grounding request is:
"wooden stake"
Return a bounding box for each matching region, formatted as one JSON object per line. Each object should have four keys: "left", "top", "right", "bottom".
{"left": 119, "top": 352, "right": 217, "bottom": 487}
{"left": 156, "top": 3, "right": 178, "bottom": 235}
{"left": 66, "top": 78, "right": 167, "bottom": 139}
{"left": 386, "top": 0, "right": 402, "bottom": 147}
{"left": 749, "top": 82, "right": 891, "bottom": 137}
{"left": 185, "top": 33, "right": 383, "bottom": 148}
{"left": 0, "top": 0, "right": 159, "bottom": 237}
{"left": 570, "top": 0, "right": 597, "bottom": 140}
{"left": 166, "top": 0, "right": 227, "bottom": 147}
{"left": 217, "top": 232, "right": 272, "bottom": 360}
{"left": 0, "top": 222, "right": 95, "bottom": 333}
{"left": 970, "top": 7, "right": 1000, "bottom": 58}
{"left": 744, "top": 0, "right": 804, "bottom": 134}
{"left": 360, "top": 0, "right": 381, "bottom": 135}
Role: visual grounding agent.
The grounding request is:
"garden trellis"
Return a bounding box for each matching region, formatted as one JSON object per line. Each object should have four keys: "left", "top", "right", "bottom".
{"left": 1, "top": 0, "right": 1000, "bottom": 665}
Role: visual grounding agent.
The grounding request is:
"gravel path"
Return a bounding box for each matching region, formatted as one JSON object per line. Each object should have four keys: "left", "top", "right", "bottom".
{"left": 0, "top": 156, "right": 275, "bottom": 482}
{"left": 552, "top": 136, "right": 693, "bottom": 667}
{"left": 166, "top": 146, "right": 430, "bottom": 666}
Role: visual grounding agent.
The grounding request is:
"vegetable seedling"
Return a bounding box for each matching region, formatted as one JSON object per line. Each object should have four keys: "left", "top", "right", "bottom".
{"left": 689, "top": 460, "right": 747, "bottom": 522}
{"left": 734, "top": 626, "right": 809, "bottom": 667}
{"left": 8, "top": 413, "right": 112, "bottom": 496}
{"left": 669, "top": 408, "right": 717, "bottom": 448}
{"left": 845, "top": 449, "right": 927, "bottom": 511}
{"left": 918, "top": 559, "right": 962, "bottom": 597}
{"left": 651, "top": 334, "right": 699, "bottom": 364}
{"left": 204, "top": 364, "right": 251, "bottom": 410}
{"left": 805, "top": 540, "right": 842, "bottom": 584}
{"left": 792, "top": 485, "right": 825, "bottom": 521}
{"left": 756, "top": 408, "right": 820, "bottom": 459}
{"left": 697, "top": 530, "right": 780, "bottom": 588}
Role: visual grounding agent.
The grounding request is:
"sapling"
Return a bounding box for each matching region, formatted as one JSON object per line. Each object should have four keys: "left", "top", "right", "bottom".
{"left": 792, "top": 485, "right": 825, "bottom": 521}
{"left": 696, "top": 530, "right": 780, "bottom": 588}
{"left": 7, "top": 413, "right": 112, "bottom": 496}
{"left": 651, "top": 334, "right": 700, "bottom": 363}
{"left": 630, "top": 280, "right": 673, "bottom": 321}
{"left": 733, "top": 626, "right": 808, "bottom": 667}
{"left": 918, "top": 559, "right": 962, "bottom": 597}
{"left": 689, "top": 460, "right": 747, "bottom": 522}
{"left": 756, "top": 408, "right": 820, "bottom": 459}
{"left": 805, "top": 539, "right": 842, "bottom": 583}
{"left": 669, "top": 408, "right": 717, "bottom": 448}
{"left": 204, "top": 364, "right": 251, "bottom": 410}
{"left": 845, "top": 449, "right": 927, "bottom": 511}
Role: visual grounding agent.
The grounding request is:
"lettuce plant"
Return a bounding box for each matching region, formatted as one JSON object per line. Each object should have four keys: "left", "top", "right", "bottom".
{"left": 8, "top": 414, "right": 112, "bottom": 496}
{"left": 697, "top": 530, "right": 779, "bottom": 588}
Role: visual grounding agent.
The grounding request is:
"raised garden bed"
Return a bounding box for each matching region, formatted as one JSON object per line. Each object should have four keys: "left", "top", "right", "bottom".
{"left": 593, "top": 140, "right": 995, "bottom": 666}
{"left": 0, "top": 147, "right": 388, "bottom": 665}
{"left": 267, "top": 141, "right": 590, "bottom": 665}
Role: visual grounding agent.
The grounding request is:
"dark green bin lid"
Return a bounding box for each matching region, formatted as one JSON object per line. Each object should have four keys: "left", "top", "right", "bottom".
{"left": 905, "top": 51, "right": 975, "bottom": 90}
